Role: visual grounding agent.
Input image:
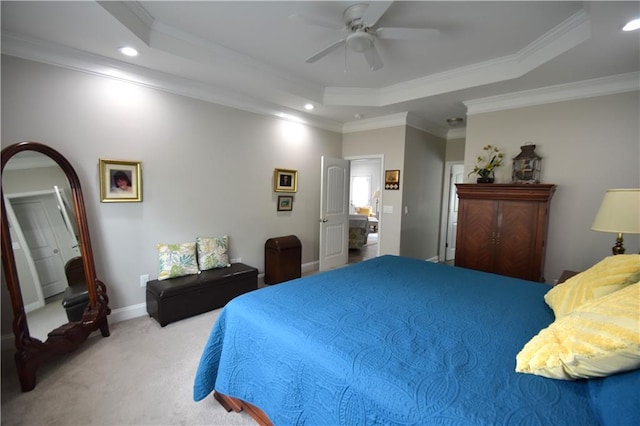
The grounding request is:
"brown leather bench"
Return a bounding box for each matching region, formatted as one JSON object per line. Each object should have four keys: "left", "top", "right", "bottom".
{"left": 146, "top": 262, "right": 258, "bottom": 327}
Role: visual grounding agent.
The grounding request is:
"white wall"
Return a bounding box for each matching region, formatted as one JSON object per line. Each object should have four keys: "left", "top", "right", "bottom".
{"left": 400, "top": 126, "right": 446, "bottom": 260}
{"left": 464, "top": 91, "right": 640, "bottom": 283}
{"left": 1, "top": 55, "right": 342, "bottom": 319}
{"left": 445, "top": 138, "right": 465, "bottom": 162}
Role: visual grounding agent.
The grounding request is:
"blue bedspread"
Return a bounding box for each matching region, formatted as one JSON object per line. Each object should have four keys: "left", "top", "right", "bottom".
{"left": 194, "top": 255, "right": 599, "bottom": 425}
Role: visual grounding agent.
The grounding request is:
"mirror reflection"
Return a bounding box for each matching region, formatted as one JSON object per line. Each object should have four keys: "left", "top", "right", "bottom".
{"left": 2, "top": 151, "right": 82, "bottom": 341}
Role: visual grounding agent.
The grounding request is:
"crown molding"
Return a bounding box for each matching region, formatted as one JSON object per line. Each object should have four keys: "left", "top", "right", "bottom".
{"left": 464, "top": 72, "right": 640, "bottom": 115}
{"left": 342, "top": 112, "right": 408, "bottom": 133}
{"left": 1, "top": 31, "right": 343, "bottom": 133}
{"left": 342, "top": 112, "right": 450, "bottom": 139}
{"left": 446, "top": 128, "right": 467, "bottom": 140}
{"left": 406, "top": 113, "right": 448, "bottom": 139}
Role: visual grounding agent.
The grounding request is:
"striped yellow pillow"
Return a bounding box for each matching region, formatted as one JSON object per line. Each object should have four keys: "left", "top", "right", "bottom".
{"left": 516, "top": 283, "right": 640, "bottom": 380}
{"left": 545, "top": 254, "right": 640, "bottom": 318}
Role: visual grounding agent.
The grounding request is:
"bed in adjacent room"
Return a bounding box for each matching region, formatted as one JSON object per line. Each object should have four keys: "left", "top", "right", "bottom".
{"left": 193, "top": 255, "right": 640, "bottom": 425}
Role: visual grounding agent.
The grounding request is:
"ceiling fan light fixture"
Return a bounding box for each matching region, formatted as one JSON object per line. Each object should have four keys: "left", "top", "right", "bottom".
{"left": 346, "top": 32, "right": 374, "bottom": 52}
{"left": 304, "top": 103, "right": 314, "bottom": 110}
{"left": 446, "top": 117, "right": 464, "bottom": 127}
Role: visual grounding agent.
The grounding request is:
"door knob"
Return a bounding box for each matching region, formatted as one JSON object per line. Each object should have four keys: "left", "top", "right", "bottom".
{"left": 53, "top": 249, "right": 59, "bottom": 254}
{"left": 320, "top": 218, "right": 328, "bottom": 222}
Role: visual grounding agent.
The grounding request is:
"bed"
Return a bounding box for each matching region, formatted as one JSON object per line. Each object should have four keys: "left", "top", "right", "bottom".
{"left": 193, "top": 255, "right": 640, "bottom": 425}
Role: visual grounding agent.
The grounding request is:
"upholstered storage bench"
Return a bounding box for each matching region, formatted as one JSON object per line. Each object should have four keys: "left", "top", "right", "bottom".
{"left": 146, "top": 263, "right": 258, "bottom": 327}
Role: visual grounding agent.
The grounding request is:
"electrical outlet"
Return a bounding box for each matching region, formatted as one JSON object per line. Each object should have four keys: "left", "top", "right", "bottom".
{"left": 230, "top": 258, "right": 242, "bottom": 264}
{"left": 140, "top": 274, "right": 149, "bottom": 287}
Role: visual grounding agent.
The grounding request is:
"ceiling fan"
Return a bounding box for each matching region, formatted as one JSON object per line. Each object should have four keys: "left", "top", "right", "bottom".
{"left": 291, "top": 1, "right": 440, "bottom": 71}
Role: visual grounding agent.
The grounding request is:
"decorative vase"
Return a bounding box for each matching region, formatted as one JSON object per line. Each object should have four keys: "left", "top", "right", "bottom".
{"left": 476, "top": 170, "right": 495, "bottom": 183}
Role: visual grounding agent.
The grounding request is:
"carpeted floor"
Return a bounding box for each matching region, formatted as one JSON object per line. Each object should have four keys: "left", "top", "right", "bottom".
{"left": 1, "top": 309, "right": 255, "bottom": 426}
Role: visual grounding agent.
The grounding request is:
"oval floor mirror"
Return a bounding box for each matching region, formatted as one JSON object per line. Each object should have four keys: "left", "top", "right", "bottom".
{"left": 1, "top": 141, "right": 110, "bottom": 392}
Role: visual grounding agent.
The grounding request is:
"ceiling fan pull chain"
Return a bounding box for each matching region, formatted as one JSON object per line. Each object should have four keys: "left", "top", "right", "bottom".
{"left": 344, "top": 44, "right": 348, "bottom": 73}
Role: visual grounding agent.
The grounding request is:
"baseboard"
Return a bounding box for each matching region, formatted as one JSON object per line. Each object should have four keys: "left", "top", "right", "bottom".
{"left": 426, "top": 256, "right": 439, "bottom": 263}
{"left": 109, "top": 302, "right": 147, "bottom": 323}
{"left": 302, "top": 260, "right": 319, "bottom": 274}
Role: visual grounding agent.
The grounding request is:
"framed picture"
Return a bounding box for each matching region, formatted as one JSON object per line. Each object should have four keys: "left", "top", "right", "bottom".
{"left": 277, "top": 195, "right": 294, "bottom": 211}
{"left": 274, "top": 168, "right": 298, "bottom": 192}
{"left": 385, "top": 169, "right": 400, "bottom": 190}
{"left": 99, "top": 159, "right": 142, "bottom": 202}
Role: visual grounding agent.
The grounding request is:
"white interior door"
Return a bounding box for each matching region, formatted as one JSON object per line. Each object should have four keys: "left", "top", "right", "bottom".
{"left": 319, "top": 156, "right": 349, "bottom": 271}
{"left": 445, "top": 164, "right": 465, "bottom": 261}
{"left": 12, "top": 197, "right": 68, "bottom": 298}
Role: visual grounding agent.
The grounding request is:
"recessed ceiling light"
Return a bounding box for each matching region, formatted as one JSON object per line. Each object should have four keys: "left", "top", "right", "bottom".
{"left": 622, "top": 18, "right": 640, "bottom": 31}
{"left": 304, "top": 103, "right": 314, "bottom": 110}
{"left": 119, "top": 46, "right": 139, "bottom": 57}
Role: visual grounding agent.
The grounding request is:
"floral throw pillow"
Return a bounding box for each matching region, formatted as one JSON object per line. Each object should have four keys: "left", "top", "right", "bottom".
{"left": 196, "top": 236, "right": 230, "bottom": 271}
{"left": 157, "top": 242, "right": 200, "bottom": 280}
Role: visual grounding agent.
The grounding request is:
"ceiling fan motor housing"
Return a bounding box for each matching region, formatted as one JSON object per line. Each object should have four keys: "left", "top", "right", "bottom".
{"left": 343, "top": 3, "right": 368, "bottom": 30}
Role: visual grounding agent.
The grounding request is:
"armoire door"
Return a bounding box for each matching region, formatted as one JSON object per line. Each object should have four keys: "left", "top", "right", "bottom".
{"left": 455, "top": 198, "right": 498, "bottom": 273}
{"left": 493, "top": 200, "right": 540, "bottom": 280}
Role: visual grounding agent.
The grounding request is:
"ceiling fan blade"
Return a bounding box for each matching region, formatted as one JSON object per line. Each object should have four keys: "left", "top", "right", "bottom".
{"left": 376, "top": 27, "right": 440, "bottom": 41}
{"left": 305, "top": 39, "right": 346, "bottom": 63}
{"left": 289, "top": 13, "right": 343, "bottom": 30}
{"left": 362, "top": 1, "right": 393, "bottom": 27}
{"left": 363, "top": 44, "right": 383, "bottom": 71}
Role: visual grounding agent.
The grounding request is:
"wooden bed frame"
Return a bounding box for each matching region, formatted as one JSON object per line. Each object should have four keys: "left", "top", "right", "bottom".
{"left": 214, "top": 391, "right": 273, "bottom": 426}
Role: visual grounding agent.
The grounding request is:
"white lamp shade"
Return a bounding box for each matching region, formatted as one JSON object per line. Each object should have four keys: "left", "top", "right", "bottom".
{"left": 591, "top": 189, "right": 640, "bottom": 234}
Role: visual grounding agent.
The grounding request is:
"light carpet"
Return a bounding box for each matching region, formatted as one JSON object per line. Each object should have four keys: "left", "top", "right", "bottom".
{"left": 1, "top": 309, "right": 255, "bottom": 426}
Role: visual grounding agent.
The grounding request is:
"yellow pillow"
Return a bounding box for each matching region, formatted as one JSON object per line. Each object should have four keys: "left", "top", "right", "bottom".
{"left": 356, "top": 206, "right": 372, "bottom": 216}
{"left": 516, "top": 282, "right": 640, "bottom": 380}
{"left": 545, "top": 254, "right": 640, "bottom": 318}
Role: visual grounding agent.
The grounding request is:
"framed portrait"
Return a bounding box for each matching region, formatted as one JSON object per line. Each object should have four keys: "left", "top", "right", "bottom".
{"left": 277, "top": 195, "right": 294, "bottom": 212}
{"left": 99, "top": 159, "right": 142, "bottom": 202}
{"left": 385, "top": 169, "right": 400, "bottom": 190}
{"left": 274, "top": 168, "right": 298, "bottom": 192}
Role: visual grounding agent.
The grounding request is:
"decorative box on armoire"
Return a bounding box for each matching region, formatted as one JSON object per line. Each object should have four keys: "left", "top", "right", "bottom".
{"left": 454, "top": 184, "right": 556, "bottom": 282}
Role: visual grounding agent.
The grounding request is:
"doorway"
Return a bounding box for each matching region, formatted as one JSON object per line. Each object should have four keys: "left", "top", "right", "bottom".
{"left": 347, "top": 155, "right": 383, "bottom": 265}
{"left": 319, "top": 155, "right": 384, "bottom": 272}
{"left": 438, "top": 162, "right": 464, "bottom": 263}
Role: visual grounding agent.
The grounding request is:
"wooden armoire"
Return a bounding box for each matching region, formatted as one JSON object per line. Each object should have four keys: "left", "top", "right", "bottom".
{"left": 454, "top": 184, "right": 556, "bottom": 282}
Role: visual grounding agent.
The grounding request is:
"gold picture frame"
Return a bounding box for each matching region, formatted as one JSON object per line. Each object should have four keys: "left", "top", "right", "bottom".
{"left": 99, "top": 159, "right": 142, "bottom": 202}
{"left": 385, "top": 169, "right": 400, "bottom": 190}
{"left": 274, "top": 168, "right": 297, "bottom": 192}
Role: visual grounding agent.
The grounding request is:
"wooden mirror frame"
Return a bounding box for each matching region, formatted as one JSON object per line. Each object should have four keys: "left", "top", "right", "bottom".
{"left": 1, "top": 141, "right": 110, "bottom": 392}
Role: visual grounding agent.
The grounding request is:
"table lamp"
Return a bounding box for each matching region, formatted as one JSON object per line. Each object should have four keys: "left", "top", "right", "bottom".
{"left": 591, "top": 188, "right": 640, "bottom": 254}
